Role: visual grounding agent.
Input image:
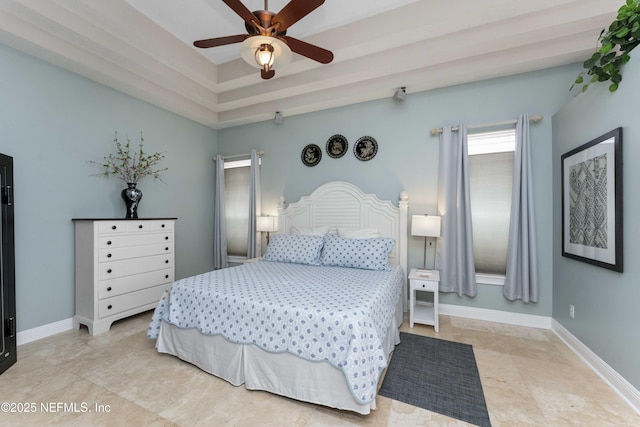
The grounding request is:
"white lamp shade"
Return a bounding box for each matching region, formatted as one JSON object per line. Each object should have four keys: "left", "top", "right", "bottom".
{"left": 411, "top": 215, "right": 441, "bottom": 237}
{"left": 256, "top": 216, "right": 277, "bottom": 232}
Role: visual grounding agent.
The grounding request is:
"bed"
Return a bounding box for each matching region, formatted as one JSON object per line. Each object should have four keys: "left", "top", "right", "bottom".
{"left": 147, "top": 181, "right": 409, "bottom": 414}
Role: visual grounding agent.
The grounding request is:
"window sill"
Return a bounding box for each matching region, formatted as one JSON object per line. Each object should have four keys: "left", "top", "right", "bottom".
{"left": 476, "top": 273, "right": 505, "bottom": 286}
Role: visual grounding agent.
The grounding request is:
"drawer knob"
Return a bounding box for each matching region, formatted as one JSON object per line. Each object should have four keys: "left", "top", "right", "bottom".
{"left": 107, "top": 240, "right": 112, "bottom": 245}
{"left": 107, "top": 253, "right": 112, "bottom": 258}
{"left": 165, "top": 236, "right": 169, "bottom": 240}
{"left": 165, "top": 274, "right": 169, "bottom": 279}
{"left": 107, "top": 305, "right": 113, "bottom": 310}
{"left": 165, "top": 247, "right": 169, "bottom": 251}
{"left": 112, "top": 225, "right": 117, "bottom": 230}
{"left": 107, "top": 286, "right": 112, "bottom": 291}
{"left": 107, "top": 269, "right": 112, "bottom": 274}
{"left": 161, "top": 224, "right": 165, "bottom": 228}
{"left": 165, "top": 260, "right": 169, "bottom": 264}
{"left": 139, "top": 225, "right": 143, "bottom": 229}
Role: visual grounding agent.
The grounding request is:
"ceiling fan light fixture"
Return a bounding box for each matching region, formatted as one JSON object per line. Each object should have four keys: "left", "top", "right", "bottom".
{"left": 255, "top": 43, "right": 275, "bottom": 70}
{"left": 241, "top": 36, "right": 292, "bottom": 70}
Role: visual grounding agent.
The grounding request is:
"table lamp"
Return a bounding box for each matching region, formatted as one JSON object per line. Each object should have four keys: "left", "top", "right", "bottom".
{"left": 256, "top": 216, "right": 277, "bottom": 245}
{"left": 411, "top": 214, "right": 441, "bottom": 271}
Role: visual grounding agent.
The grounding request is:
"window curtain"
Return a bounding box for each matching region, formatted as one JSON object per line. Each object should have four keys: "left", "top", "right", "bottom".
{"left": 246, "top": 149, "right": 261, "bottom": 259}
{"left": 503, "top": 114, "right": 539, "bottom": 302}
{"left": 213, "top": 154, "right": 228, "bottom": 269}
{"left": 435, "top": 125, "right": 477, "bottom": 297}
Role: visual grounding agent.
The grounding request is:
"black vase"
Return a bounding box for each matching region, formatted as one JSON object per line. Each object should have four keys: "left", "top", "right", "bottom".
{"left": 121, "top": 182, "right": 143, "bottom": 219}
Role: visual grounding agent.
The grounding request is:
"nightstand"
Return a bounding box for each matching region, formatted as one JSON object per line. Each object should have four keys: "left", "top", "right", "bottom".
{"left": 408, "top": 268, "right": 440, "bottom": 332}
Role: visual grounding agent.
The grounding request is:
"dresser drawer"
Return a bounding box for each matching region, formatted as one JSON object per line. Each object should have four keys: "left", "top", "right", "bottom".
{"left": 99, "top": 254, "right": 173, "bottom": 280}
{"left": 97, "top": 222, "right": 128, "bottom": 234}
{"left": 98, "top": 284, "right": 167, "bottom": 318}
{"left": 98, "top": 233, "right": 173, "bottom": 249}
{"left": 99, "top": 243, "right": 173, "bottom": 262}
{"left": 97, "top": 220, "right": 174, "bottom": 235}
{"left": 99, "top": 268, "right": 173, "bottom": 299}
{"left": 126, "top": 220, "right": 174, "bottom": 233}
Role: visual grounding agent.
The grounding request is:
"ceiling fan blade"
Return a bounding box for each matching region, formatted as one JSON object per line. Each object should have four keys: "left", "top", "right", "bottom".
{"left": 261, "top": 69, "right": 276, "bottom": 79}
{"left": 222, "top": 0, "right": 259, "bottom": 25}
{"left": 272, "top": 0, "right": 324, "bottom": 32}
{"left": 282, "top": 36, "right": 333, "bottom": 64}
{"left": 193, "top": 34, "right": 249, "bottom": 48}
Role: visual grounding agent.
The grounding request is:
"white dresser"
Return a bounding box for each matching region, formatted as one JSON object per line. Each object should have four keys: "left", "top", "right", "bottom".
{"left": 72, "top": 218, "right": 177, "bottom": 335}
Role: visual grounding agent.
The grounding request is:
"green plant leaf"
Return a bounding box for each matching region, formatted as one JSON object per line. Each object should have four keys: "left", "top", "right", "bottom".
{"left": 599, "top": 43, "right": 614, "bottom": 54}
{"left": 575, "top": 75, "right": 584, "bottom": 84}
{"left": 582, "top": 84, "right": 589, "bottom": 92}
{"left": 609, "top": 83, "right": 619, "bottom": 92}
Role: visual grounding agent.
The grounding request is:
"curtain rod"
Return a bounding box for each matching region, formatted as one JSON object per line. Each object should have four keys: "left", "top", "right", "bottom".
{"left": 429, "top": 114, "right": 543, "bottom": 136}
{"left": 212, "top": 150, "right": 264, "bottom": 161}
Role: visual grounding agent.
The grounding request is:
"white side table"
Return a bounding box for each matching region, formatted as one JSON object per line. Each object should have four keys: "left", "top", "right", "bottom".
{"left": 408, "top": 269, "right": 440, "bottom": 332}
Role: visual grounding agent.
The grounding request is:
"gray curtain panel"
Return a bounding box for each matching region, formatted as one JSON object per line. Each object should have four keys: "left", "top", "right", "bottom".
{"left": 503, "top": 114, "right": 539, "bottom": 302}
{"left": 435, "top": 125, "right": 477, "bottom": 297}
{"left": 213, "top": 154, "right": 228, "bottom": 269}
{"left": 246, "top": 149, "right": 261, "bottom": 259}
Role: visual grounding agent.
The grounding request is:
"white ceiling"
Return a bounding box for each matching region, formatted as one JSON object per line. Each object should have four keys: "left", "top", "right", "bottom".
{"left": 0, "top": 0, "right": 621, "bottom": 129}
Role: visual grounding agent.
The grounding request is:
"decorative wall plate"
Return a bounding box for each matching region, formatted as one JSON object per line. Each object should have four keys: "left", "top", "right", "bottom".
{"left": 301, "top": 144, "right": 322, "bottom": 166}
{"left": 326, "top": 134, "right": 348, "bottom": 158}
{"left": 353, "top": 136, "right": 378, "bottom": 161}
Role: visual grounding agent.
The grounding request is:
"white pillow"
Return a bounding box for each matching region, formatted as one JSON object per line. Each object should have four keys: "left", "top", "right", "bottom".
{"left": 290, "top": 225, "right": 329, "bottom": 236}
{"left": 337, "top": 227, "right": 381, "bottom": 239}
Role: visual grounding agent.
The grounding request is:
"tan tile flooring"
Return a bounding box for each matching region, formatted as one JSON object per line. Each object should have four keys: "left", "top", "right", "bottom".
{"left": 1, "top": 312, "right": 638, "bottom": 426}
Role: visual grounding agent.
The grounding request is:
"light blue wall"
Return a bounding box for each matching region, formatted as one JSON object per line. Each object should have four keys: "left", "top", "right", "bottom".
{"left": 219, "top": 64, "right": 582, "bottom": 317}
{"left": 553, "top": 54, "right": 640, "bottom": 389}
{"left": 0, "top": 44, "right": 218, "bottom": 332}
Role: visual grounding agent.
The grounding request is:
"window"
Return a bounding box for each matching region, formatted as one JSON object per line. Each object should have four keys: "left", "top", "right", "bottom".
{"left": 223, "top": 158, "right": 260, "bottom": 260}
{"left": 467, "top": 129, "right": 516, "bottom": 283}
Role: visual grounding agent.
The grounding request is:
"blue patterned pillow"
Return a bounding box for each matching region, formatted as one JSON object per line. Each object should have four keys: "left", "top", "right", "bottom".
{"left": 320, "top": 234, "right": 395, "bottom": 271}
{"left": 262, "top": 234, "right": 324, "bottom": 265}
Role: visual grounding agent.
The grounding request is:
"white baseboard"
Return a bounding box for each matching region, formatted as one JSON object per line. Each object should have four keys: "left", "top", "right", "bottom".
{"left": 16, "top": 318, "right": 74, "bottom": 346}
{"left": 440, "top": 303, "right": 553, "bottom": 329}
{"left": 551, "top": 319, "right": 640, "bottom": 416}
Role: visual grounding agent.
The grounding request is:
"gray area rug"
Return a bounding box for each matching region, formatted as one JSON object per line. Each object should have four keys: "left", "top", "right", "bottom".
{"left": 378, "top": 332, "right": 491, "bottom": 427}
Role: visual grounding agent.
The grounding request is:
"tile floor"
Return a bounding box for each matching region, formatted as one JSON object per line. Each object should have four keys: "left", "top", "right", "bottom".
{"left": 1, "top": 312, "right": 638, "bottom": 426}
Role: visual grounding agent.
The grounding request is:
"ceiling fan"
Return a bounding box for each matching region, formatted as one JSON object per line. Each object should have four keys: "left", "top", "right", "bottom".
{"left": 193, "top": 0, "right": 334, "bottom": 80}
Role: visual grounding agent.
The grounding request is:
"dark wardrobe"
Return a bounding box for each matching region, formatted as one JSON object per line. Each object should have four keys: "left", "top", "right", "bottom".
{"left": 0, "top": 153, "right": 16, "bottom": 375}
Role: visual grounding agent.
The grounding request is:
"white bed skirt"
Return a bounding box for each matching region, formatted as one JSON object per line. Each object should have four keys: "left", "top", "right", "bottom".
{"left": 156, "top": 297, "right": 404, "bottom": 415}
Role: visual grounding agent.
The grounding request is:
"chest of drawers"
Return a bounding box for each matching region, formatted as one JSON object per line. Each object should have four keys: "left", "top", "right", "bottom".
{"left": 72, "top": 218, "right": 177, "bottom": 335}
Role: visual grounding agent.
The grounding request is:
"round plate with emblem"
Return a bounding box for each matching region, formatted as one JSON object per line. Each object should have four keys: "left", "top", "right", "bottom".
{"left": 326, "top": 134, "right": 348, "bottom": 158}
{"left": 353, "top": 136, "right": 378, "bottom": 161}
{"left": 301, "top": 144, "right": 322, "bottom": 167}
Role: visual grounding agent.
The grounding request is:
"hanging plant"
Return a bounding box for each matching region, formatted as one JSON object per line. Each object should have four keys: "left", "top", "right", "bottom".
{"left": 571, "top": 0, "right": 640, "bottom": 93}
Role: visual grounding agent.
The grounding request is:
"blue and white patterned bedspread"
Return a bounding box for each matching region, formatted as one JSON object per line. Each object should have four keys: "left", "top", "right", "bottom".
{"left": 147, "top": 261, "right": 404, "bottom": 404}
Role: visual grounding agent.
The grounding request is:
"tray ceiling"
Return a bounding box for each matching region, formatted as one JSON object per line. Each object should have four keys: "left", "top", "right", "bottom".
{"left": 0, "top": 0, "right": 621, "bottom": 129}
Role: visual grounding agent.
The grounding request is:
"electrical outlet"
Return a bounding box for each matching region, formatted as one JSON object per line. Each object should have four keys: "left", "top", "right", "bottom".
{"left": 570, "top": 304, "right": 575, "bottom": 319}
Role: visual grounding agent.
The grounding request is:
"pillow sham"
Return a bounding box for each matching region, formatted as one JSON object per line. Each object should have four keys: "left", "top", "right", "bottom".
{"left": 337, "top": 227, "right": 381, "bottom": 239}
{"left": 290, "top": 225, "right": 330, "bottom": 236}
{"left": 262, "top": 234, "right": 324, "bottom": 266}
{"left": 320, "top": 233, "right": 395, "bottom": 271}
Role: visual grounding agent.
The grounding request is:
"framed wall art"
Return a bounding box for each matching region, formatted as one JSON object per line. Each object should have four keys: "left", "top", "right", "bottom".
{"left": 301, "top": 144, "right": 322, "bottom": 167}
{"left": 326, "top": 134, "right": 348, "bottom": 158}
{"left": 561, "top": 127, "right": 623, "bottom": 272}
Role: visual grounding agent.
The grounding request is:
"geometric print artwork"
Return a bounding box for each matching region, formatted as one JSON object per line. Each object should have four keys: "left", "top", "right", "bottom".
{"left": 568, "top": 153, "right": 608, "bottom": 249}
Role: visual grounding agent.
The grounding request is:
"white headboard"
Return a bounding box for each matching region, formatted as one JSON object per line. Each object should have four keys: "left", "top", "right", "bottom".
{"left": 277, "top": 181, "right": 409, "bottom": 275}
